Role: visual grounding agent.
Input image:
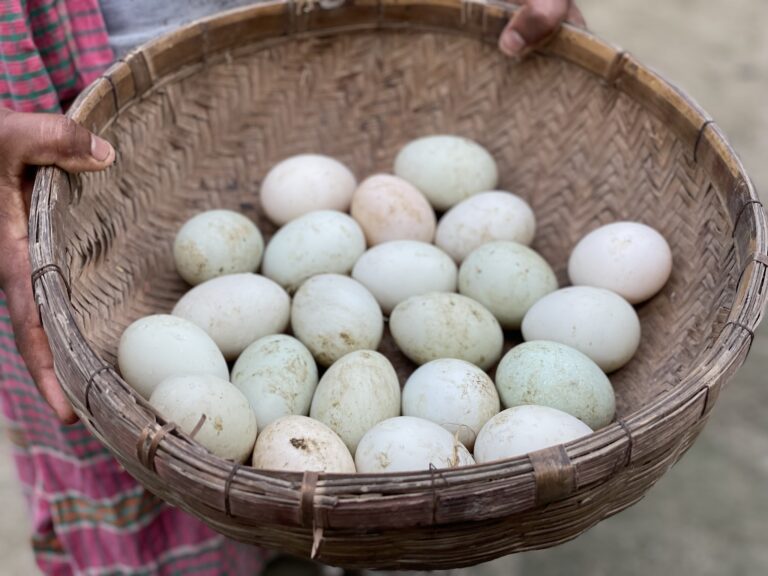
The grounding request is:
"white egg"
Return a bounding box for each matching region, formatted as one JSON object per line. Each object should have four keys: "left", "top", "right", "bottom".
{"left": 118, "top": 314, "right": 229, "bottom": 399}
{"left": 352, "top": 241, "right": 457, "bottom": 315}
{"left": 473, "top": 405, "right": 593, "bottom": 463}
{"left": 252, "top": 415, "right": 355, "bottom": 473}
{"left": 402, "top": 359, "right": 500, "bottom": 450}
{"left": 521, "top": 286, "right": 641, "bottom": 372}
{"left": 389, "top": 293, "right": 503, "bottom": 370}
{"left": 458, "top": 241, "right": 558, "bottom": 330}
{"left": 350, "top": 174, "right": 436, "bottom": 245}
{"left": 149, "top": 373, "right": 257, "bottom": 462}
{"left": 261, "top": 210, "right": 366, "bottom": 292}
{"left": 495, "top": 341, "right": 615, "bottom": 429}
{"left": 260, "top": 154, "right": 357, "bottom": 226}
{"left": 394, "top": 135, "right": 498, "bottom": 211}
{"left": 231, "top": 335, "right": 318, "bottom": 430}
{"left": 172, "top": 274, "right": 290, "bottom": 360}
{"left": 568, "top": 221, "right": 673, "bottom": 304}
{"left": 355, "top": 416, "right": 475, "bottom": 473}
{"left": 435, "top": 191, "right": 536, "bottom": 262}
{"left": 309, "top": 350, "right": 400, "bottom": 454}
{"left": 291, "top": 274, "right": 383, "bottom": 366}
{"left": 173, "top": 210, "right": 263, "bottom": 286}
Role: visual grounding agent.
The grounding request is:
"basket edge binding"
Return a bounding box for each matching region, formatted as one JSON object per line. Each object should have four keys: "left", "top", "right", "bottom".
{"left": 28, "top": 0, "right": 768, "bottom": 539}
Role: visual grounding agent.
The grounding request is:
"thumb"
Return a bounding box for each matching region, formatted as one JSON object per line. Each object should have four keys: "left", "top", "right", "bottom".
{"left": 0, "top": 110, "right": 115, "bottom": 174}
{"left": 499, "top": 0, "right": 573, "bottom": 59}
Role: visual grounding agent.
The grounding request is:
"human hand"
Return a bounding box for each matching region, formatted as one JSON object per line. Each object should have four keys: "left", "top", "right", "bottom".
{"left": 0, "top": 108, "right": 115, "bottom": 424}
{"left": 499, "top": 0, "right": 586, "bottom": 59}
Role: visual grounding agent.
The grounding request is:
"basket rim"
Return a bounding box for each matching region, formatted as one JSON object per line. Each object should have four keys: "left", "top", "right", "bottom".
{"left": 29, "top": 0, "right": 768, "bottom": 535}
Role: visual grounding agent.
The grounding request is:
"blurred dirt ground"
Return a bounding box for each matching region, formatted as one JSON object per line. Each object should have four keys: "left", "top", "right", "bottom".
{"left": 2, "top": 0, "right": 767, "bottom": 574}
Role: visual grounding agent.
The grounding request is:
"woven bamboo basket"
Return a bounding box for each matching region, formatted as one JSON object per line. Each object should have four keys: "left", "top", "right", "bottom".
{"left": 29, "top": 0, "right": 768, "bottom": 569}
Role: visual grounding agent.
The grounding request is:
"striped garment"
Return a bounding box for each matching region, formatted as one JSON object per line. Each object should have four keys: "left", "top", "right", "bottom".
{"left": 1, "top": 1, "right": 269, "bottom": 574}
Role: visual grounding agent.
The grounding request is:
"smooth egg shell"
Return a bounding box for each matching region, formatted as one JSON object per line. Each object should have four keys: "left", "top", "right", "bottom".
{"left": 436, "top": 191, "right": 536, "bottom": 262}
{"left": 473, "top": 405, "right": 593, "bottom": 463}
{"left": 173, "top": 210, "right": 263, "bottom": 286}
{"left": 149, "top": 373, "right": 257, "bottom": 462}
{"left": 355, "top": 416, "right": 475, "bottom": 473}
{"left": 389, "top": 292, "right": 504, "bottom": 370}
{"left": 231, "top": 335, "right": 318, "bottom": 430}
{"left": 261, "top": 210, "right": 366, "bottom": 292}
{"left": 252, "top": 415, "right": 355, "bottom": 473}
{"left": 394, "top": 135, "right": 498, "bottom": 211}
{"left": 495, "top": 341, "right": 616, "bottom": 429}
{"left": 352, "top": 241, "right": 457, "bottom": 315}
{"left": 522, "top": 286, "right": 641, "bottom": 373}
{"left": 459, "top": 241, "right": 558, "bottom": 330}
{"left": 568, "top": 221, "right": 673, "bottom": 304}
{"left": 310, "top": 350, "right": 401, "bottom": 454}
{"left": 402, "top": 359, "right": 500, "bottom": 450}
{"left": 260, "top": 154, "right": 357, "bottom": 226}
{"left": 118, "top": 314, "right": 229, "bottom": 399}
{"left": 291, "top": 274, "right": 383, "bottom": 366}
{"left": 350, "top": 174, "right": 436, "bottom": 245}
{"left": 172, "top": 273, "right": 290, "bottom": 360}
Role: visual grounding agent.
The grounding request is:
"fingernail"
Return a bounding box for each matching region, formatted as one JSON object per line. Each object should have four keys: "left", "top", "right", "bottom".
{"left": 500, "top": 30, "right": 526, "bottom": 58}
{"left": 91, "top": 135, "right": 113, "bottom": 162}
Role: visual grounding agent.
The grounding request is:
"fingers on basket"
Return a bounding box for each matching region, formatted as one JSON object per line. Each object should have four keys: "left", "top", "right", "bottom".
{"left": 2, "top": 111, "right": 115, "bottom": 172}
{"left": 499, "top": 0, "right": 584, "bottom": 58}
{"left": 4, "top": 253, "right": 77, "bottom": 424}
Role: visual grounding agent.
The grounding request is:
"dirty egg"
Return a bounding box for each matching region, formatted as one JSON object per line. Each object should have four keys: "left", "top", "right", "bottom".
{"left": 252, "top": 415, "right": 355, "bottom": 473}
{"left": 309, "top": 350, "right": 400, "bottom": 454}
{"left": 389, "top": 292, "right": 503, "bottom": 370}
{"left": 291, "top": 274, "right": 383, "bottom": 366}
{"left": 231, "top": 335, "right": 318, "bottom": 430}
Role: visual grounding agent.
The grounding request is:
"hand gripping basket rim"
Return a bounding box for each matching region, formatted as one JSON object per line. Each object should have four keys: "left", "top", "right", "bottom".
{"left": 28, "top": 0, "right": 768, "bottom": 569}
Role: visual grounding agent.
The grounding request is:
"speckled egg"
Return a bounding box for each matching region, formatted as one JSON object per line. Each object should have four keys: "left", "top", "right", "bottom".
{"left": 435, "top": 191, "right": 536, "bottom": 262}
{"left": 118, "top": 314, "right": 229, "bottom": 399}
{"left": 458, "top": 241, "right": 558, "bottom": 330}
{"left": 394, "top": 135, "right": 498, "bottom": 211}
{"left": 173, "top": 210, "right": 263, "bottom": 286}
{"left": 261, "top": 210, "right": 366, "bottom": 292}
{"left": 402, "top": 359, "right": 500, "bottom": 450}
{"left": 172, "top": 273, "right": 290, "bottom": 360}
{"left": 309, "top": 350, "right": 401, "bottom": 454}
{"left": 521, "top": 286, "right": 641, "bottom": 373}
{"left": 474, "top": 405, "right": 593, "bottom": 463}
{"left": 352, "top": 241, "right": 457, "bottom": 315}
{"left": 495, "top": 341, "right": 615, "bottom": 429}
{"left": 252, "top": 415, "right": 355, "bottom": 473}
{"left": 389, "top": 292, "right": 504, "bottom": 370}
{"left": 149, "top": 373, "right": 257, "bottom": 462}
{"left": 568, "top": 221, "right": 673, "bottom": 304}
{"left": 260, "top": 154, "right": 357, "bottom": 226}
{"left": 350, "top": 174, "right": 436, "bottom": 245}
{"left": 355, "top": 416, "right": 475, "bottom": 473}
{"left": 231, "top": 335, "right": 318, "bottom": 430}
{"left": 291, "top": 274, "right": 383, "bottom": 367}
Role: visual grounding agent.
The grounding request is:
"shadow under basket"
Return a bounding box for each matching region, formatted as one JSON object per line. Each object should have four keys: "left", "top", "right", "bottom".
{"left": 30, "top": 0, "right": 768, "bottom": 569}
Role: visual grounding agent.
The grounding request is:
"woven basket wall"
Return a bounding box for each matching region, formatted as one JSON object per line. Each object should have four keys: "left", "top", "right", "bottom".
{"left": 29, "top": 0, "right": 768, "bottom": 569}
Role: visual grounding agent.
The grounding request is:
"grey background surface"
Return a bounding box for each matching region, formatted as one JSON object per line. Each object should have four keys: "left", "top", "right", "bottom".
{"left": 2, "top": 0, "right": 766, "bottom": 573}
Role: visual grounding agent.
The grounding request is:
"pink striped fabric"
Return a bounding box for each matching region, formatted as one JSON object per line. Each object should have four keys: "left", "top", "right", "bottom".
{"left": 1, "top": 1, "right": 270, "bottom": 574}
